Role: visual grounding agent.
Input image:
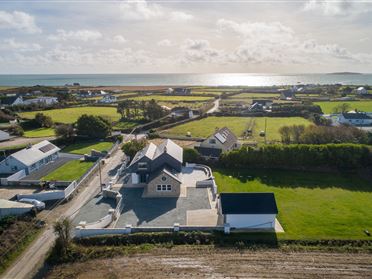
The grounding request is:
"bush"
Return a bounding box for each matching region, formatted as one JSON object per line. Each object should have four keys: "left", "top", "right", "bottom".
{"left": 76, "top": 114, "right": 112, "bottom": 139}
{"left": 34, "top": 112, "right": 53, "bottom": 128}
{"left": 122, "top": 139, "right": 148, "bottom": 160}
{"left": 219, "top": 144, "right": 371, "bottom": 170}
{"left": 183, "top": 148, "right": 202, "bottom": 163}
{"left": 8, "top": 124, "right": 24, "bottom": 136}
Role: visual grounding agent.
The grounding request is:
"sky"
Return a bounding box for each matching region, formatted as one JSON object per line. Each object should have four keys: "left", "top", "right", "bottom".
{"left": 1, "top": 0, "right": 372, "bottom": 74}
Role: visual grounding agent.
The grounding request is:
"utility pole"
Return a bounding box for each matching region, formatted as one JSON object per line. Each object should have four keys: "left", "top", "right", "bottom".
{"left": 264, "top": 117, "right": 267, "bottom": 145}
{"left": 98, "top": 160, "right": 103, "bottom": 192}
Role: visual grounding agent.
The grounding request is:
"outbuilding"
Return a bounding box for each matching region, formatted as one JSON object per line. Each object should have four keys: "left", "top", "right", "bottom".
{"left": 219, "top": 192, "right": 278, "bottom": 229}
{"left": 0, "top": 199, "right": 33, "bottom": 217}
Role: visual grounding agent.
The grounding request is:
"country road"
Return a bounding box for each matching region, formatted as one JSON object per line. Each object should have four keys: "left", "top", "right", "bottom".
{"left": 207, "top": 98, "right": 220, "bottom": 114}
{"left": 1, "top": 148, "right": 124, "bottom": 279}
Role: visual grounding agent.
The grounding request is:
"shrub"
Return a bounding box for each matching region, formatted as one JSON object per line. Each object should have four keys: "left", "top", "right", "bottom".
{"left": 8, "top": 124, "right": 24, "bottom": 136}
{"left": 76, "top": 114, "right": 112, "bottom": 139}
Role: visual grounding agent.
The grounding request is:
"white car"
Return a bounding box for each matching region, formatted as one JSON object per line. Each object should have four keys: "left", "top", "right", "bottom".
{"left": 19, "top": 198, "right": 46, "bottom": 211}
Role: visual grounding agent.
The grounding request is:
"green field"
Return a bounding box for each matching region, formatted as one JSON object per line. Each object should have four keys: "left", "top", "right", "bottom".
{"left": 19, "top": 106, "right": 121, "bottom": 124}
{"left": 315, "top": 101, "right": 372, "bottom": 113}
{"left": 43, "top": 160, "right": 94, "bottom": 181}
{"left": 23, "top": 128, "right": 56, "bottom": 138}
{"left": 63, "top": 141, "right": 113, "bottom": 155}
{"left": 214, "top": 168, "right": 372, "bottom": 240}
{"left": 162, "top": 116, "right": 312, "bottom": 143}
{"left": 128, "top": 95, "right": 214, "bottom": 102}
{"left": 230, "top": 93, "right": 280, "bottom": 98}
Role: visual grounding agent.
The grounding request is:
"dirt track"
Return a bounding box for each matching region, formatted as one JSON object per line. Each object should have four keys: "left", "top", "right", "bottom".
{"left": 43, "top": 247, "right": 372, "bottom": 278}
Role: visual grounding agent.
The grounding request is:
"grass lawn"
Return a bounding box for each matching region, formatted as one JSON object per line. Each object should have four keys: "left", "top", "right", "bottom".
{"left": 19, "top": 106, "right": 121, "bottom": 124}
{"left": 315, "top": 101, "right": 372, "bottom": 113}
{"left": 214, "top": 168, "right": 372, "bottom": 240}
{"left": 162, "top": 116, "right": 312, "bottom": 143}
{"left": 128, "top": 95, "right": 214, "bottom": 102}
{"left": 63, "top": 141, "right": 113, "bottom": 155}
{"left": 23, "top": 128, "right": 56, "bottom": 138}
{"left": 42, "top": 160, "right": 94, "bottom": 181}
{"left": 229, "top": 93, "right": 280, "bottom": 98}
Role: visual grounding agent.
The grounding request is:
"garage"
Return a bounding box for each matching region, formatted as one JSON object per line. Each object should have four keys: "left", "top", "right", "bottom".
{"left": 219, "top": 193, "right": 278, "bottom": 229}
{"left": 0, "top": 199, "right": 34, "bottom": 217}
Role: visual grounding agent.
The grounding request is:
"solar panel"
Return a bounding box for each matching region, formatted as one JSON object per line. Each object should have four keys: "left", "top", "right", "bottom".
{"left": 39, "top": 143, "right": 55, "bottom": 153}
{"left": 215, "top": 132, "right": 226, "bottom": 143}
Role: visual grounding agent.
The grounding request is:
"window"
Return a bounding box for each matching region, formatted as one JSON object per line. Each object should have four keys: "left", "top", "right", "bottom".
{"left": 156, "top": 184, "right": 172, "bottom": 192}
{"left": 161, "top": 176, "right": 167, "bottom": 181}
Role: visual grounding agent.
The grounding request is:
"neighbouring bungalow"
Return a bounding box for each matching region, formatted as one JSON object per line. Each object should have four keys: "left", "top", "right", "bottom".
{"left": 166, "top": 87, "right": 191, "bottom": 95}
{"left": 195, "top": 127, "right": 240, "bottom": 159}
{"left": 0, "top": 95, "right": 24, "bottom": 107}
{"left": 338, "top": 111, "right": 372, "bottom": 126}
{"left": 356, "top": 87, "right": 368, "bottom": 95}
{"left": 0, "top": 140, "right": 60, "bottom": 175}
{"left": 279, "top": 89, "right": 296, "bottom": 100}
{"left": 98, "top": 94, "right": 117, "bottom": 104}
{"left": 127, "top": 139, "right": 183, "bottom": 197}
{"left": 0, "top": 199, "right": 33, "bottom": 217}
{"left": 219, "top": 192, "right": 278, "bottom": 229}
{"left": 250, "top": 99, "right": 273, "bottom": 111}
{"left": 23, "top": 96, "right": 58, "bottom": 106}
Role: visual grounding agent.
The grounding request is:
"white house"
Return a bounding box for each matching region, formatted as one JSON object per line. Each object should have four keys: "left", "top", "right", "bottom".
{"left": 356, "top": 87, "right": 368, "bottom": 95}
{"left": 0, "top": 140, "right": 60, "bottom": 175}
{"left": 0, "top": 199, "right": 33, "bottom": 217}
{"left": 0, "top": 95, "right": 24, "bottom": 107}
{"left": 219, "top": 193, "right": 278, "bottom": 229}
{"left": 98, "top": 94, "right": 117, "bottom": 104}
{"left": 23, "top": 97, "right": 58, "bottom": 106}
{"left": 338, "top": 112, "right": 372, "bottom": 126}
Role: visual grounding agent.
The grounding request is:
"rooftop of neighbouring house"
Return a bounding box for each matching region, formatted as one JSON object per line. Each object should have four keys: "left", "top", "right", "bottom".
{"left": 211, "top": 127, "right": 238, "bottom": 149}
{"left": 220, "top": 192, "right": 278, "bottom": 215}
{"left": 342, "top": 112, "right": 372, "bottom": 120}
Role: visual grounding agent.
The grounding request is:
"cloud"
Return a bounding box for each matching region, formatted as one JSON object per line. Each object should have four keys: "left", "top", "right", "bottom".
{"left": 0, "top": 10, "right": 41, "bottom": 34}
{"left": 170, "top": 11, "right": 194, "bottom": 22}
{"left": 181, "top": 39, "right": 226, "bottom": 64}
{"left": 113, "top": 35, "right": 127, "bottom": 43}
{"left": 119, "top": 0, "right": 163, "bottom": 20}
{"left": 157, "top": 39, "right": 174, "bottom": 47}
{"left": 303, "top": 0, "right": 371, "bottom": 16}
{"left": 0, "top": 38, "right": 42, "bottom": 52}
{"left": 48, "top": 29, "right": 103, "bottom": 42}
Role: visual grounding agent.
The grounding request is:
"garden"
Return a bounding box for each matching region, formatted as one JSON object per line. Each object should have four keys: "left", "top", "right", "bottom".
{"left": 42, "top": 160, "right": 94, "bottom": 181}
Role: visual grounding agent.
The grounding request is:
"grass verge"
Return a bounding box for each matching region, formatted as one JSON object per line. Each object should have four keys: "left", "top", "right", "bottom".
{"left": 63, "top": 141, "right": 113, "bottom": 155}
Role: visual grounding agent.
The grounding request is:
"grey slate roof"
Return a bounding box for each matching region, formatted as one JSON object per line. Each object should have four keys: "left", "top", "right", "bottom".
{"left": 148, "top": 167, "right": 182, "bottom": 184}
{"left": 212, "top": 127, "right": 238, "bottom": 150}
{"left": 220, "top": 192, "right": 278, "bottom": 215}
{"left": 9, "top": 140, "right": 60, "bottom": 166}
{"left": 195, "top": 146, "right": 222, "bottom": 158}
{"left": 0, "top": 130, "right": 10, "bottom": 141}
{"left": 342, "top": 112, "right": 372, "bottom": 120}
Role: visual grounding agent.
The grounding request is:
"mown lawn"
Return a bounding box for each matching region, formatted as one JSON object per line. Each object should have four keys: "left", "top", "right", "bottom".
{"left": 315, "top": 101, "right": 372, "bottom": 113}
{"left": 23, "top": 128, "right": 56, "bottom": 138}
{"left": 42, "top": 160, "right": 94, "bottom": 181}
{"left": 162, "top": 116, "right": 312, "bottom": 143}
{"left": 214, "top": 168, "right": 372, "bottom": 240}
{"left": 63, "top": 141, "right": 113, "bottom": 155}
{"left": 19, "top": 106, "right": 121, "bottom": 124}
{"left": 128, "top": 95, "right": 214, "bottom": 102}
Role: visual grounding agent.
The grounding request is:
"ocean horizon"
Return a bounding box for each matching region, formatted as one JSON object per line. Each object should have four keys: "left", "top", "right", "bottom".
{"left": 1, "top": 73, "right": 372, "bottom": 87}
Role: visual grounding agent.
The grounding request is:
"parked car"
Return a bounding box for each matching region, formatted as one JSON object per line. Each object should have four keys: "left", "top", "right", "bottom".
{"left": 19, "top": 198, "right": 46, "bottom": 211}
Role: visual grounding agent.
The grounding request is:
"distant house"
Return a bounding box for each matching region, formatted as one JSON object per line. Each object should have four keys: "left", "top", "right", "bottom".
{"left": 98, "top": 94, "right": 117, "bottom": 104}
{"left": 338, "top": 112, "right": 372, "bottom": 126}
{"left": 0, "top": 130, "right": 11, "bottom": 142}
{"left": 0, "top": 199, "right": 33, "bottom": 217}
{"left": 23, "top": 97, "right": 58, "bottom": 106}
{"left": 219, "top": 193, "right": 278, "bottom": 229}
{"left": 127, "top": 139, "right": 183, "bottom": 197}
{"left": 250, "top": 99, "right": 273, "bottom": 111}
{"left": 356, "top": 87, "right": 368, "bottom": 95}
{"left": 279, "top": 89, "right": 295, "bottom": 100}
{"left": 0, "top": 140, "right": 60, "bottom": 175}
{"left": 167, "top": 88, "right": 191, "bottom": 95}
{"left": 195, "top": 127, "right": 240, "bottom": 159}
{"left": 0, "top": 95, "right": 24, "bottom": 107}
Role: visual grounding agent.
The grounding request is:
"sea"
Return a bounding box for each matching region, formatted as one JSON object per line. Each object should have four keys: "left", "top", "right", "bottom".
{"left": 0, "top": 73, "right": 372, "bottom": 87}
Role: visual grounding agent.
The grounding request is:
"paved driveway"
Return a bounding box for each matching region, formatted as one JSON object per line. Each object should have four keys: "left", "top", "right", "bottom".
{"left": 115, "top": 187, "right": 211, "bottom": 227}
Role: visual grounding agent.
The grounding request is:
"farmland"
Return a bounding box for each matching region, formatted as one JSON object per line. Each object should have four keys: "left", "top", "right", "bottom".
{"left": 315, "top": 101, "right": 372, "bottom": 114}
{"left": 23, "top": 128, "right": 55, "bottom": 138}
{"left": 127, "top": 95, "right": 214, "bottom": 102}
{"left": 19, "top": 106, "right": 121, "bottom": 123}
{"left": 214, "top": 168, "right": 372, "bottom": 240}
{"left": 42, "top": 160, "right": 94, "bottom": 181}
{"left": 63, "top": 141, "right": 113, "bottom": 155}
{"left": 162, "top": 116, "right": 312, "bottom": 143}
{"left": 229, "top": 93, "right": 280, "bottom": 98}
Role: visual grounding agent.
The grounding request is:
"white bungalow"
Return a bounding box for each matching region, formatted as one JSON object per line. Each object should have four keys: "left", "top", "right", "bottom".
{"left": 356, "top": 87, "right": 368, "bottom": 95}
{"left": 338, "top": 112, "right": 372, "bottom": 126}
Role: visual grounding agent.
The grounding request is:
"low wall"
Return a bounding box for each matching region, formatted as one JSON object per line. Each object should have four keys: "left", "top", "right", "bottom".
{"left": 17, "top": 190, "right": 65, "bottom": 201}
{"left": 6, "top": 170, "right": 27, "bottom": 182}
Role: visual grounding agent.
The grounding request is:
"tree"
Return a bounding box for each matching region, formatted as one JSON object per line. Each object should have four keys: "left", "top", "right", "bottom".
{"left": 76, "top": 114, "right": 112, "bottom": 139}
{"left": 8, "top": 124, "right": 24, "bottom": 136}
{"left": 53, "top": 218, "right": 72, "bottom": 257}
{"left": 122, "top": 138, "right": 148, "bottom": 160}
{"left": 279, "top": 126, "right": 291, "bottom": 144}
{"left": 55, "top": 124, "right": 75, "bottom": 141}
{"left": 34, "top": 113, "right": 53, "bottom": 128}
{"left": 183, "top": 148, "right": 202, "bottom": 163}
{"left": 333, "top": 103, "right": 351, "bottom": 114}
